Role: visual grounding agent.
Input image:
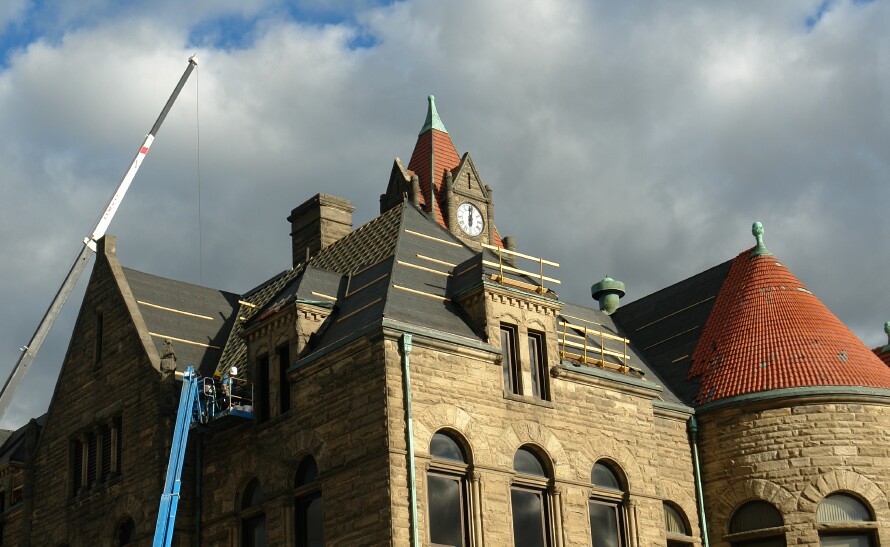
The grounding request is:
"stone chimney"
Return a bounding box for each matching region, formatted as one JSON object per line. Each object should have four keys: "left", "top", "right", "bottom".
{"left": 287, "top": 193, "right": 355, "bottom": 267}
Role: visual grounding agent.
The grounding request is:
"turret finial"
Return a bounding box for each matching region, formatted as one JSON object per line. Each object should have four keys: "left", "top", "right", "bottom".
{"left": 419, "top": 95, "right": 448, "bottom": 135}
{"left": 882, "top": 321, "right": 890, "bottom": 354}
{"left": 750, "top": 221, "right": 772, "bottom": 257}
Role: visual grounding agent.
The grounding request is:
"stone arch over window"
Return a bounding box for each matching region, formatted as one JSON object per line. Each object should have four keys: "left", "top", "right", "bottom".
{"left": 115, "top": 515, "right": 136, "bottom": 546}
{"left": 238, "top": 478, "right": 266, "bottom": 547}
{"left": 505, "top": 422, "right": 570, "bottom": 478}
{"left": 283, "top": 428, "right": 328, "bottom": 475}
{"left": 816, "top": 493, "right": 877, "bottom": 547}
{"left": 294, "top": 454, "right": 323, "bottom": 547}
{"left": 108, "top": 495, "right": 147, "bottom": 542}
{"left": 727, "top": 500, "right": 786, "bottom": 546}
{"left": 578, "top": 437, "right": 645, "bottom": 493}
{"left": 426, "top": 429, "right": 474, "bottom": 547}
{"left": 714, "top": 479, "right": 796, "bottom": 525}
{"left": 798, "top": 470, "right": 887, "bottom": 517}
{"left": 414, "top": 405, "right": 484, "bottom": 464}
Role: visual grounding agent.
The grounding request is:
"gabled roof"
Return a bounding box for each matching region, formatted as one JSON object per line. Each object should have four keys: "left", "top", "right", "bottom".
{"left": 407, "top": 96, "right": 462, "bottom": 229}
{"left": 123, "top": 268, "right": 240, "bottom": 376}
{"left": 689, "top": 248, "right": 890, "bottom": 404}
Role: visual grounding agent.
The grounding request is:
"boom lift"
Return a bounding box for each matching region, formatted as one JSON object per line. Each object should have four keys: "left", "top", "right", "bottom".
{"left": 0, "top": 56, "right": 199, "bottom": 422}
{"left": 153, "top": 366, "right": 253, "bottom": 547}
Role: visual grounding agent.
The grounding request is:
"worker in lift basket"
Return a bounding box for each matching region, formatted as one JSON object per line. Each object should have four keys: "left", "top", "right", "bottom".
{"left": 220, "top": 368, "right": 235, "bottom": 410}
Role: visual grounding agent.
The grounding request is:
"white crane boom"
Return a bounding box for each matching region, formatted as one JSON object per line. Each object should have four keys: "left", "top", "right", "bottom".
{"left": 0, "top": 56, "right": 198, "bottom": 422}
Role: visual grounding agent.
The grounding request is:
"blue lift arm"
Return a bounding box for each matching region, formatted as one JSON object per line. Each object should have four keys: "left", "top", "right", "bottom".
{"left": 153, "top": 366, "right": 201, "bottom": 547}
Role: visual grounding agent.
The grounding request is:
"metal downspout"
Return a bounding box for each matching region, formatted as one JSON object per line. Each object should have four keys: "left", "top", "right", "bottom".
{"left": 195, "top": 433, "right": 202, "bottom": 547}
{"left": 400, "top": 334, "right": 420, "bottom": 547}
{"left": 689, "top": 416, "right": 710, "bottom": 547}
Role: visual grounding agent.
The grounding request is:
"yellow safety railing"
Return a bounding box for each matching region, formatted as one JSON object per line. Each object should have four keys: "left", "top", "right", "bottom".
{"left": 558, "top": 320, "right": 643, "bottom": 375}
{"left": 481, "top": 243, "right": 560, "bottom": 294}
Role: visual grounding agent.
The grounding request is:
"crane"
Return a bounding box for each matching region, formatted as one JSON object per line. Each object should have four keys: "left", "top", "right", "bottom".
{"left": 0, "top": 56, "right": 198, "bottom": 422}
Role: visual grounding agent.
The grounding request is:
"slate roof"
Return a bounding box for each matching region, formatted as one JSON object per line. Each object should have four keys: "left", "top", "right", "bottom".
{"left": 300, "top": 201, "right": 483, "bottom": 357}
{"left": 216, "top": 267, "right": 304, "bottom": 375}
{"left": 612, "top": 260, "right": 732, "bottom": 404}
{"left": 123, "top": 268, "right": 240, "bottom": 375}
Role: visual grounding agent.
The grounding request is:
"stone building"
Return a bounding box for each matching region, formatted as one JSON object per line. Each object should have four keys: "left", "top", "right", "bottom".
{"left": 1, "top": 96, "right": 889, "bottom": 547}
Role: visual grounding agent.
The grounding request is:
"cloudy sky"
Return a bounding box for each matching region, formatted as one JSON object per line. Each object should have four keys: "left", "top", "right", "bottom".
{"left": 0, "top": 0, "right": 887, "bottom": 428}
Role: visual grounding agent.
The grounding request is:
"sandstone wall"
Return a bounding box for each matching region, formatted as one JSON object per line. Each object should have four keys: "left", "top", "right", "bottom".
{"left": 698, "top": 398, "right": 890, "bottom": 546}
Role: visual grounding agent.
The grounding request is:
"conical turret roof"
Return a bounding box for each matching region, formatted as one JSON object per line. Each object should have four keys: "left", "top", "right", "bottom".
{"left": 689, "top": 225, "right": 890, "bottom": 404}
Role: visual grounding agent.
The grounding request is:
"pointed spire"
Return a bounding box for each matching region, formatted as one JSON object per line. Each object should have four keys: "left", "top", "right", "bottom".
{"left": 750, "top": 221, "right": 772, "bottom": 257}
{"left": 419, "top": 95, "right": 448, "bottom": 135}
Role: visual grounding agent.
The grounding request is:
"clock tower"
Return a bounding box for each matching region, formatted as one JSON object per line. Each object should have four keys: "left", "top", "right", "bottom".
{"left": 379, "top": 96, "right": 502, "bottom": 250}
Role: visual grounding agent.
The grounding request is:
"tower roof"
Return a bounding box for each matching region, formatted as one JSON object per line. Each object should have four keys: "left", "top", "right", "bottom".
{"left": 406, "top": 96, "right": 462, "bottom": 228}
{"left": 688, "top": 224, "right": 890, "bottom": 404}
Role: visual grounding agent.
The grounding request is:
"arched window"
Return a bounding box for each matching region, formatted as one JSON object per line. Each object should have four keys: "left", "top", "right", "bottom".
{"left": 116, "top": 516, "right": 135, "bottom": 546}
{"left": 427, "top": 431, "right": 470, "bottom": 547}
{"left": 664, "top": 503, "right": 693, "bottom": 546}
{"left": 511, "top": 445, "right": 552, "bottom": 547}
{"left": 727, "top": 500, "right": 785, "bottom": 547}
{"left": 240, "top": 479, "right": 266, "bottom": 547}
{"left": 817, "top": 493, "right": 876, "bottom": 547}
{"left": 589, "top": 460, "right": 626, "bottom": 547}
{"left": 295, "top": 455, "right": 324, "bottom": 547}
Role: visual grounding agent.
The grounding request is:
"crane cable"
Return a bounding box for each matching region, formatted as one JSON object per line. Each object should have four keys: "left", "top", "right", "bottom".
{"left": 195, "top": 62, "right": 203, "bottom": 284}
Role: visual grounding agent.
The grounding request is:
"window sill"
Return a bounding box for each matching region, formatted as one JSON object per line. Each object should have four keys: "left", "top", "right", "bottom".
{"left": 503, "top": 391, "right": 554, "bottom": 409}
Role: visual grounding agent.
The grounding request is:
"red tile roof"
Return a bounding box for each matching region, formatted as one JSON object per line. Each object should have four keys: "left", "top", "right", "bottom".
{"left": 407, "top": 129, "right": 461, "bottom": 228}
{"left": 689, "top": 249, "right": 890, "bottom": 404}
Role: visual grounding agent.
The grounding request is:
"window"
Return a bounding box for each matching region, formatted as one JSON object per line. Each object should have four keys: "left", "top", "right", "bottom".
{"left": 664, "top": 502, "right": 694, "bottom": 546}
{"left": 277, "top": 344, "right": 291, "bottom": 414}
{"left": 427, "top": 431, "right": 470, "bottom": 547}
{"left": 295, "top": 456, "right": 323, "bottom": 547}
{"left": 240, "top": 479, "right": 266, "bottom": 547}
{"left": 528, "top": 332, "right": 549, "bottom": 400}
{"left": 116, "top": 517, "right": 136, "bottom": 546}
{"left": 589, "top": 461, "right": 625, "bottom": 547}
{"left": 728, "top": 500, "right": 785, "bottom": 547}
{"left": 817, "top": 494, "right": 876, "bottom": 547}
{"left": 9, "top": 471, "right": 23, "bottom": 507}
{"left": 257, "top": 354, "right": 270, "bottom": 423}
{"left": 512, "top": 446, "right": 551, "bottom": 547}
{"left": 71, "top": 418, "right": 121, "bottom": 497}
{"left": 501, "top": 324, "right": 521, "bottom": 394}
{"left": 94, "top": 312, "right": 104, "bottom": 364}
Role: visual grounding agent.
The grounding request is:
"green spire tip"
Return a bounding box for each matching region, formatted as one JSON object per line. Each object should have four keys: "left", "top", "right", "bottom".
{"left": 750, "top": 221, "right": 772, "bottom": 257}
{"left": 419, "top": 95, "right": 448, "bottom": 135}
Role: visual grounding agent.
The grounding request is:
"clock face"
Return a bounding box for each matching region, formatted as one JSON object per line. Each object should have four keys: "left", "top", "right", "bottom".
{"left": 457, "top": 202, "right": 484, "bottom": 237}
